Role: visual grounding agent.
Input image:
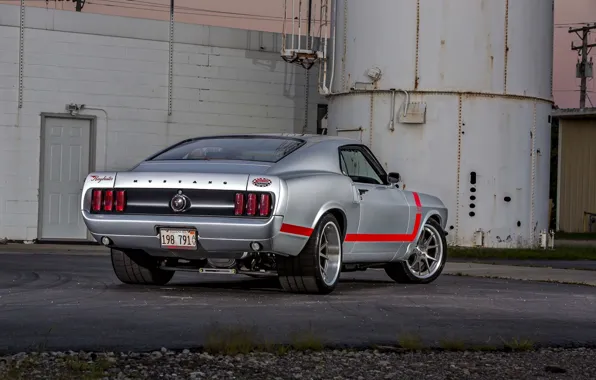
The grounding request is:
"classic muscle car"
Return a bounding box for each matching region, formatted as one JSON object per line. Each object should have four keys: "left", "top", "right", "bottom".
{"left": 81, "top": 134, "right": 449, "bottom": 294}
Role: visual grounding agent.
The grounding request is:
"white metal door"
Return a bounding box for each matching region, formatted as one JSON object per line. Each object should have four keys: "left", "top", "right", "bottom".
{"left": 40, "top": 117, "right": 92, "bottom": 240}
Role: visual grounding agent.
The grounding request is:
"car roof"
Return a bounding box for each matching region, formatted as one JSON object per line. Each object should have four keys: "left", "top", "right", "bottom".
{"left": 182, "top": 133, "right": 360, "bottom": 145}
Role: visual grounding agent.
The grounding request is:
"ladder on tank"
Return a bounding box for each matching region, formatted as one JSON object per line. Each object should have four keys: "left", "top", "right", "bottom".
{"left": 281, "top": 0, "right": 329, "bottom": 71}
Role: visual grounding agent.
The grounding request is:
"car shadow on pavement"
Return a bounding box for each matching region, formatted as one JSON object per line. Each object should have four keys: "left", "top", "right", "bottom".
{"left": 107, "top": 275, "right": 401, "bottom": 295}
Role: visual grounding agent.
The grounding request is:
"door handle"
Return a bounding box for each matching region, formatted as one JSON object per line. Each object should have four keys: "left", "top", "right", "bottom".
{"left": 358, "top": 189, "right": 368, "bottom": 195}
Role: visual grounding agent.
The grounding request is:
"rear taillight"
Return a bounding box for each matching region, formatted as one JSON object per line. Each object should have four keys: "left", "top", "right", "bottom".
{"left": 246, "top": 193, "right": 257, "bottom": 216}
{"left": 259, "top": 194, "right": 271, "bottom": 217}
{"left": 115, "top": 190, "right": 126, "bottom": 212}
{"left": 91, "top": 189, "right": 126, "bottom": 213}
{"left": 234, "top": 193, "right": 244, "bottom": 215}
{"left": 234, "top": 192, "right": 272, "bottom": 217}
{"left": 103, "top": 190, "right": 114, "bottom": 211}
{"left": 92, "top": 190, "right": 102, "bottom": 211}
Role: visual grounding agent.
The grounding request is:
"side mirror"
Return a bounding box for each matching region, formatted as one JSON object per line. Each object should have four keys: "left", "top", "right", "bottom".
{"left": 387, "top": 172, "right": 400, "bottom": 184}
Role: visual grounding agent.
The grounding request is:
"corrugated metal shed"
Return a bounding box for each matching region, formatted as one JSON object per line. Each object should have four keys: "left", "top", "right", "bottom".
{"left": 552, "top": 108, "right": 596, "bottom": 233}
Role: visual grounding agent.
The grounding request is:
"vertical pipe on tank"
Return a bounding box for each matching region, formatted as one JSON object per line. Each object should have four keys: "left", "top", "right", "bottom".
{"left": 389, "top": 90, "right": 396, "bottom": 132}
{"left": 328, "top": 0, "right": 338, "bottom": 93}
{"left": 307, "top": 0, "right": 313, "bottom": 47}
{"left": 503, "top": 0, "right": 509, "bottom": 93}
{"left": 292, "top": 0, "right": 295, "bottom": 50}
{"left": 369, "top": 93, "right": 374, "bottom": 148}
{"left": 530, "top": 102, "right": 537, "bottom": 245}
{"left": 298, "top": 0, "right": 302, "bottom": 51}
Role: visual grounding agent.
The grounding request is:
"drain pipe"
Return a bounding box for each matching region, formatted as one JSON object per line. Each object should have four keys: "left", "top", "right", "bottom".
{"left": 79, "top": 105, "right": 109, "bottom": 170}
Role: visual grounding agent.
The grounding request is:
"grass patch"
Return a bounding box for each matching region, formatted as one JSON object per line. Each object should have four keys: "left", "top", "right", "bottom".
{"left": 0, "top": 355, "right": 111, "bottom": 380}
{"left": 288, "top": 329, "right": 324, "bottom": 352}
{"left": 438, "top": 339, "right": 500, "bottom": 352}
{"left": 449, "top": 246, "right": 596, "bottom": 261}
{"left": 555, "top": 232, "right": 596, "bottom": 241}
{"left": 501, "top": 337, "right": 535, "bottom": 352}
{"left": 397, "top": 334, "right": 424, "bottom": 350}
{"left": 2, "top": 357, "right": 37, "bottom": 380}
{"left": 204, "top": 325, "right": 261, "bottom": 355}
{"left": 62, "top": 356, "right": 111, "bottom": 380}
{"left": 392, "top": 334, "right": 535, "bottom": 352}
{"left": 203, "top": 324, "right": 324, "bottom": 355}
{"left": 439, "top": 339, "right": 467, "bottom": 351}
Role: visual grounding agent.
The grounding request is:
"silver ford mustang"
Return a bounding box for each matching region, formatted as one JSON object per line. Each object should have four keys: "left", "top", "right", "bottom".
{"left": 81, "top": 134, "right": 449, "bottom": 294}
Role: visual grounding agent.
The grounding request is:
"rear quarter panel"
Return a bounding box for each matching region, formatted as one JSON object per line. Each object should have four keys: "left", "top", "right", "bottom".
{"left": 271, "top": 171, "right": 358, "bottom": 256}
{"left": 417, "top": 192, "right": 449, "bottom": 231}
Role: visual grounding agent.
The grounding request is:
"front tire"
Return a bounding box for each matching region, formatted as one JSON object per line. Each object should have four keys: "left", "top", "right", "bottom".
{"left": 384, "top": 218, "right": 447, "bottom": 284}
{"left": 277, "top": 213, "right": 343, "bottom": 294}
{"left": 111, "top": 248, "right": 175, "bottom": 286}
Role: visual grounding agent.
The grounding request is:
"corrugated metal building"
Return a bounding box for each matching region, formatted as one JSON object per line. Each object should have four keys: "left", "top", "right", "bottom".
{"left": 552, "top": 108, "right": 596, "bottom": 233}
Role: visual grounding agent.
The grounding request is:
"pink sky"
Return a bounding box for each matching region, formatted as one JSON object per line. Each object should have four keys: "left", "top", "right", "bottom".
{"left": 2, "top": 0, "right": 593, "bottom": 108}
{"left": 553, "top": 0, "right": 596, "bottom": 108}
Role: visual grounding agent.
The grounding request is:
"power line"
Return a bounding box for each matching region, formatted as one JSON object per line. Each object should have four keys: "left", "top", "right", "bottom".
{"left": 1, "top": 0, "right": 326, "bottom": 24}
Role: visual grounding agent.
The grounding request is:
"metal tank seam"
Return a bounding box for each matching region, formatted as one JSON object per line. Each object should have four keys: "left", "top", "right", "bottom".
{"left": 168, "top": 1, "right": 174, "bottom": 116}
{"left": 503, "top": 0, "right": 509, "bottom": 94}
{"left": 303, "top": 69, "right": 310, "bottom": 133}
{"left": 326, "top": 89, "right": 553, "bottom": 104}
{"left": 414, "top": 0, "right": 420, "bottom": 89}
{"left": 18, "top": 0, "right": 25, "bottom": 109}
{"left": 530, "top": 102, "right": 537, "bottom": 246}
{"left": 550, "top": 0, "right": 555, "bottom": 99}
{"left": 455, "top": 94, "right": 463, "bottom": 244}
{"left": 341, "top": 0, "right": 348, "bottom": 91}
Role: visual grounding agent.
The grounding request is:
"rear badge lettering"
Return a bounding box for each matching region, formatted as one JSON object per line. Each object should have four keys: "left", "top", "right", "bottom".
{"left": 90, "top": 175, "right": 113, "bottom": 183}
{"left": 252, "top": 178, "right": 272, "bottom": 187}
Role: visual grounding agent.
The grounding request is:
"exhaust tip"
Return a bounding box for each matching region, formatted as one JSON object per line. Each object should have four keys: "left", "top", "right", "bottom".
{"left": 249, "top": 241, "right": 262, "bottom": 252}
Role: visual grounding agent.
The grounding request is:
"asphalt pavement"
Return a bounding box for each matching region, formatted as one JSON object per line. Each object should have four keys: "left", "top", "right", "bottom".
{"left": 0, "top": 252, "right": 595, "bottom": 354}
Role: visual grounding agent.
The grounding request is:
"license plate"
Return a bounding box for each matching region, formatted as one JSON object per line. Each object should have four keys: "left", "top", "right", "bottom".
{"left": 159, "top": 228, "right": 197, "bottom": 250}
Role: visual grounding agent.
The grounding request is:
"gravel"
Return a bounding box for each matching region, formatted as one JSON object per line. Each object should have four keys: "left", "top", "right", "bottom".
{"left": 1, "top": 347, "right": 595, "bottom": 380}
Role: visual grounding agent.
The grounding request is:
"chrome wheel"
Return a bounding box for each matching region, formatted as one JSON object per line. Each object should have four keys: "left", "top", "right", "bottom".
{"left": 406, "top": 222, "right": 444, "bottom": 279}
{"left": 318, "top": 221, "right": 342, "bottom": 286}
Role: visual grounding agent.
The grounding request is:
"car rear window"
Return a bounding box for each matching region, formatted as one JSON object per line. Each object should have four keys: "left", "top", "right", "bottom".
{"left": 150, "top": 136, "right": 306, "bottom": 163}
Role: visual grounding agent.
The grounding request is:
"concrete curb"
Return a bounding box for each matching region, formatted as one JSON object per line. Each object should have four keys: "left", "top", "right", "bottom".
{"left": 554, "top": 239, "right": 596, "bottom": 247}
{"left": 444, "top": 262, "right": 596, "bottom": 286}
{"left": 0, "top": 243, "right": 109, "bottom": 255}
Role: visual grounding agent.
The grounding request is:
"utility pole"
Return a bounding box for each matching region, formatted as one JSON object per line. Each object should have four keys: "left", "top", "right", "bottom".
{"left": 569, "top": 23, "right": 596, "bottom": 108}
{"left": 303, "top": 0, "right": 313, "bottom": 134}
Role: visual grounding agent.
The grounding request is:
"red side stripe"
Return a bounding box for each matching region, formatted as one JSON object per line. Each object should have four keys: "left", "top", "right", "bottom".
{"left": 344, "top": 191, "right": 423, "bottom": 243}
{"left": 280, "top": 223, "right": 314, "bottom": 237}
{"left": 279, "top": 192, "right": 423, "bottom": 243}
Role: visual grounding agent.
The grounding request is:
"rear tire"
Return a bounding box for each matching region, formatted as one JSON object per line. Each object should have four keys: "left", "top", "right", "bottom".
{"left": 277, "top": 213, "right": 343, "bottom": 294}
{"left": 111, "top": 248, "right": 175, "bottom": 286}
{"left": 384, "top": 218, "right": 447, "bottom": 284}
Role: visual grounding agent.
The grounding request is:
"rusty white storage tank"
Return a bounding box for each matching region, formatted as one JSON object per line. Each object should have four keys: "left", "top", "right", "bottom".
{"left": 322, "top": 0, "right": 555, "bottom": 247}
